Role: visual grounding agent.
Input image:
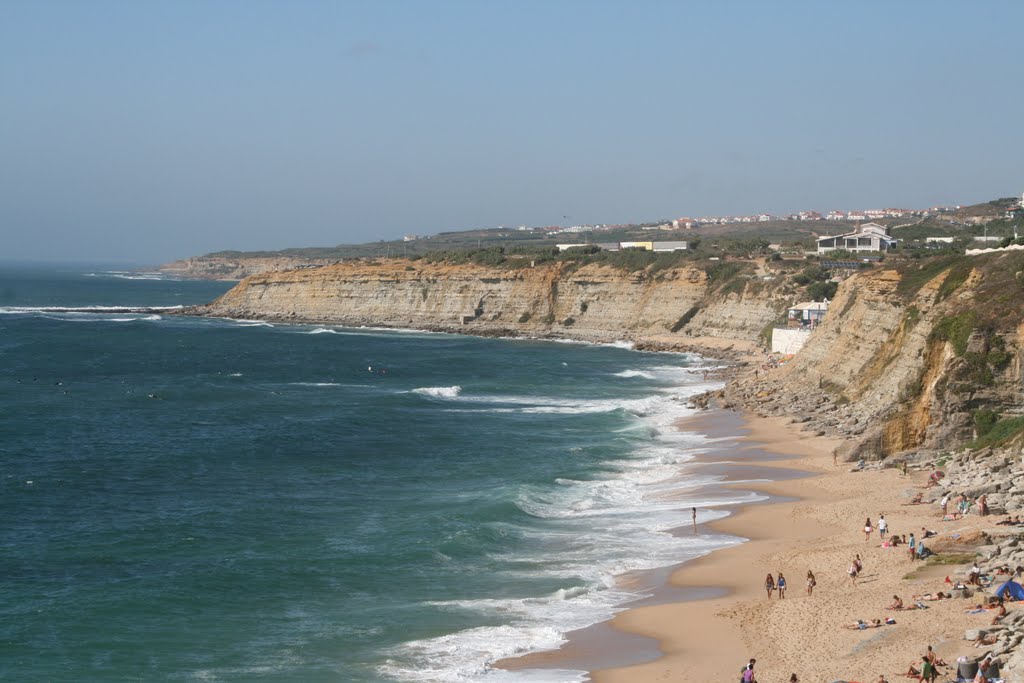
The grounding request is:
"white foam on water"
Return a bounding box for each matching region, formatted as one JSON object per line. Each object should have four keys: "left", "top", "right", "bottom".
{"left": 412, "top": 385, "right": 463, "bottom": 398}
{"left": 289, "top": 382, "right": 341, "bottom": 387}
{"left": 612, "top": 369, "right": 655, "bottom": 379}
{"left": 0, "top": 305, "right": 183, "bottom": 315}
{"left": 304, "top": 327, "right": 338, "bottom": 334}
{"left": 382, "top": 363, "right": 771, "bottom": 682}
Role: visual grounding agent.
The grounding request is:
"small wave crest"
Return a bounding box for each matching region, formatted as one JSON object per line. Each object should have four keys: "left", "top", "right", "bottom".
{"left": 411, "top": 385, "right": 462, "bottom": 398}
{"left": 613, "top": 370, "right": 655, "bottom": 379}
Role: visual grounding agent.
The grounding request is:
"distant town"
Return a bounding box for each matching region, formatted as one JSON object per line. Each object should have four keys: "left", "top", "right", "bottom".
{"left": 403, "top": 202, "right": 1000, "bottom": 242}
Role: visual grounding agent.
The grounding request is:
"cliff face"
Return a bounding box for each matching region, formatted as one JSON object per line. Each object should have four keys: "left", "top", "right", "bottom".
{"left": 194, "top": 259, "right": 787, "bottom": 349}
{"left": 728, "top": 251, "right": 1024, "bottom": 456}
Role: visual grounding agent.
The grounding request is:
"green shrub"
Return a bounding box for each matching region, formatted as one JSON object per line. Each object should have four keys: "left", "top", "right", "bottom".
{"left": 971, "top": 416, "right": 1024, "bottom": 449}
{"left": 929, "top": 312, "right": 977, "bottom": 355}
{"left": 896, "top": 255, "right": 964, "bottom": 301}
{"left": 807, "top": 281, "right": 838, "bottom": 300}
{"left": 935, "top": 261, "right": 972, "bottom": 302}
{"left": 974, "top": 409, "right": 999, "bottom": 437}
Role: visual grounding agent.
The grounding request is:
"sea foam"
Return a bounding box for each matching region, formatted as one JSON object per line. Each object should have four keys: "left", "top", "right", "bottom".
{"left": 412, "top": 385, "right": 463, "bottom": 398}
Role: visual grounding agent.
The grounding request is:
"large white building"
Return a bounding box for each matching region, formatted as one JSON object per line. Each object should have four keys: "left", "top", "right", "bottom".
{"left": 816, "top": 222, "right": 898, "bottom": 254}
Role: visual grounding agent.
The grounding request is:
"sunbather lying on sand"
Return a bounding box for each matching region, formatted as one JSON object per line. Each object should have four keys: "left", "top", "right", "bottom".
{"left": 912, "top": 592, "right": 950, "bottom": 601}
{"left": 904, "top": 493, "right": 925, "bottom": 505}
{"left": 844, "top": 618, "right": 884, "bottom": 629}
{"left": 998, "top": 515, "right": 1023, "bottom": 525}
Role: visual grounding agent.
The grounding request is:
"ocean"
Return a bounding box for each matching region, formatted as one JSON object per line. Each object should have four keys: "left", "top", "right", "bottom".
{"left": 0, "top": 264, "right": 760, "bottom": 682}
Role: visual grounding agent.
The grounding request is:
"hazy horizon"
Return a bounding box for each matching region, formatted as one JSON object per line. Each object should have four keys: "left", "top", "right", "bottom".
{"left": 3, "top": 1, "right": 1023, "bottom": 263}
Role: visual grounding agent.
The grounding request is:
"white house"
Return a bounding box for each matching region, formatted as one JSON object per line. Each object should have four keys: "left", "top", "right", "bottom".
{"left": 816, "top": 222, "right": 897, "bottom": 254}
{"left": 787, "top": 301, "right": 829, "bottom": 328}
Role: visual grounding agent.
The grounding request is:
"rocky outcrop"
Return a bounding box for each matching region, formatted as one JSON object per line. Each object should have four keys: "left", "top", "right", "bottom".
{"left": 187, "top": 259, "right": 788, "bottom": 352}
{"left": 909, "top": 445, "right": 1024, "bottom": 682}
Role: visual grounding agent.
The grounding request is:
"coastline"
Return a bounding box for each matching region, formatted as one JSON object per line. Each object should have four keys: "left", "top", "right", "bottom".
{"left": 593, "top": 409, "right": 990, "bottom": 682}
{"left": 505, "top": 406, "right": 994, "bottom": 682}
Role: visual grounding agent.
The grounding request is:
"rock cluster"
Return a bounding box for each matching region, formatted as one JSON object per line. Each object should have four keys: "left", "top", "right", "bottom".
{"left": 913, "top": 446, "right": 1024, "bottom": 681}
{"left": 717, "top": 375, "right": 871, "bottom": 446}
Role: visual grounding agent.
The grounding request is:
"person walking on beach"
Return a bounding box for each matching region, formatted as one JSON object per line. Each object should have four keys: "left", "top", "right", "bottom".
{"left": 909, "top": 532, "right": 917, "bottom": 561}
{"left": 764, "top": 573, "right": 775, "bottom": 599}
{"left": 848, "top": 561, "right": 858, "bottom": 586}
{"left": 878, "top": 514, "right": 888, "bottom": 538}
{"left": 864, "top": 517, "right": 873, "bottom": 541}
{"left": 940, "top": 493, "right": 949, "bottom": 517}
{"left": 777, "top": 572, "right": 787, "bottom": 599}
{"left": 741, "top": 658, "right": 757, "bottom": 682}
{"left": 919, "top": 655, "right": 936, "bottom": 683}
{"left": 806, "top": 570, "right": 816, "bottom": 596}
{"left": 692, "top": 507, "right": 697, "bottom": 532}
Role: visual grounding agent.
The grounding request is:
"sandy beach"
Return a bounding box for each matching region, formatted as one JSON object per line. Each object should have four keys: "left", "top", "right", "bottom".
{"left": 503, "top": 403, "right": 1002, "bottom": 682}
{"left": 587, "top": 409, "right": 998, "bottom": 683}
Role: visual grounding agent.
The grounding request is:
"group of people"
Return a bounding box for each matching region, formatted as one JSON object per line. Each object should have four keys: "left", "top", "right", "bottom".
{"left": 904, "top": 645, "right": 946, "bottom": 682}
{"left": 940, "top": 492, "right": 989, "bottom": 519}
{"left": 739, "top": 658, "right": 802, "bottom": 683}
{"left": 763, "top": 572, "right": 787, "bottom": 599}
{"left": 764, "top": 571, "right": 816, "bottom": 599}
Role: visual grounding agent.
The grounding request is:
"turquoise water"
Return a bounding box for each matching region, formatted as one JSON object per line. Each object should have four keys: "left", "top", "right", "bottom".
{"left": 0, "top": 265, "right": 747, "bottom": 682}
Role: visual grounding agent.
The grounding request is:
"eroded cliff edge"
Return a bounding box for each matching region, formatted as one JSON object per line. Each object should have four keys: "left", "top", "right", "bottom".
{"left": 187, "top": 258, "right": 786, "bottom": 356}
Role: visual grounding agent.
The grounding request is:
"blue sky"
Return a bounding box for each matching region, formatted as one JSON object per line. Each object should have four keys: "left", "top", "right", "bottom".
{"left": 2, "top": 1, "right": 1022, "bottom": 263}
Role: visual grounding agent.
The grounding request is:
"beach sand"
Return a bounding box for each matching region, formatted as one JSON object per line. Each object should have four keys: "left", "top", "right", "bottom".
{"left": 506, "top": 408, "right": 999, "bottom": 682}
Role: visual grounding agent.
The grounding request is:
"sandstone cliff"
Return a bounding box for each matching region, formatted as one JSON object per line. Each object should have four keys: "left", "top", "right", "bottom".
{"left": 190, "top": 258, "right": 788, "bottom": 353}
{"left": 727, "top": 250, "right": 1024, "bottom": 457}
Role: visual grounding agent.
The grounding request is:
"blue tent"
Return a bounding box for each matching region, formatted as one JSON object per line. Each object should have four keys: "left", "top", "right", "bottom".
{"left": 993, "top": 579, "right": 1024, "bottom": 600}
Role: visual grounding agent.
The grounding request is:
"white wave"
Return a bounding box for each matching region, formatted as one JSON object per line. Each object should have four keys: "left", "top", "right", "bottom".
{"left": 304, "top": 327, "right": 338, "bottom": 334}
{"left": 0, "top": 305, "right": 183, "bottom": 315}
{"left": 383, "top": 369, "right": 771, "bottom": 683}
{"left": 226, "top": 319, "right": 274, "bottom": 328}
{"left": 289, "top": 382, "right": 340, "bottom": 387}
{"left": 613, "top": 370, "right": 655, "bottom": 379}
{"left": 539, "top": 338, "right": 635, "bottom": 350}
{"left": 380, "top": 621, "right": 586, "bottom": 682}
{"left": 412, "top": 385, "right": 462, "bottom": 398}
